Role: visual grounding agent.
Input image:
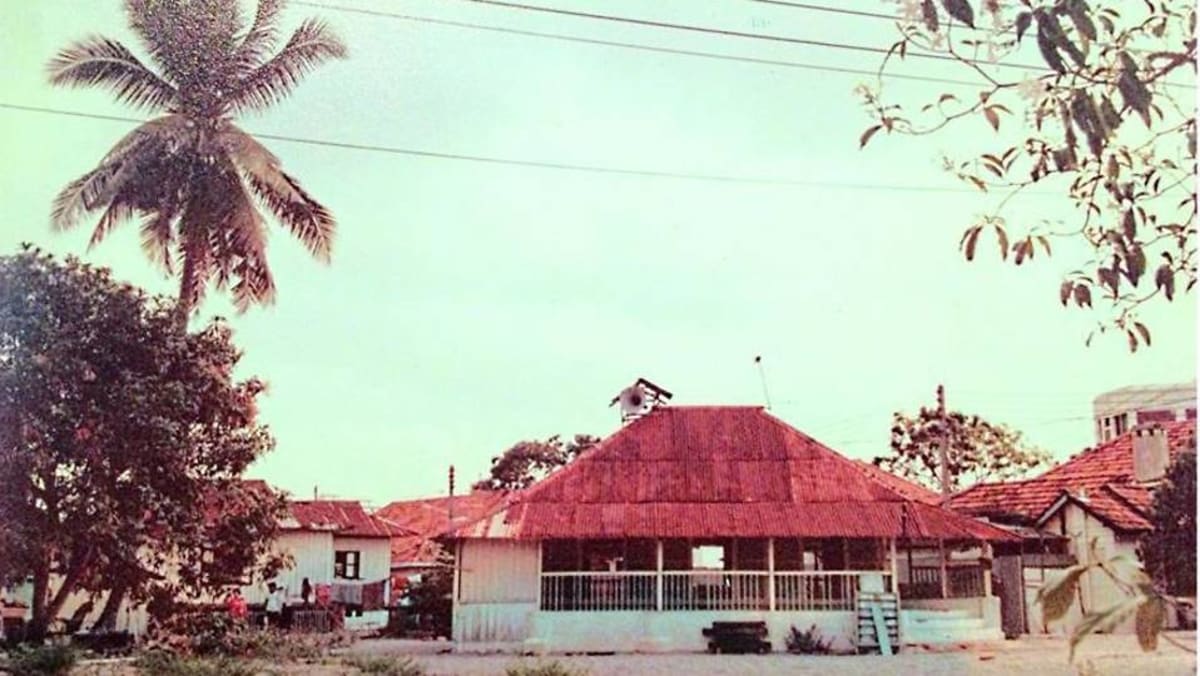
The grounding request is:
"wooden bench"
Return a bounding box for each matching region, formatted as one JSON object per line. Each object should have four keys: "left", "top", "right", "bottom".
{"left": 702, "top": 621, "right": 770, "bottom": 654}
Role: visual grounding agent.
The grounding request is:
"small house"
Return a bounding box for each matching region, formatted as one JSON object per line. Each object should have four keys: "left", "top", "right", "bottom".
{"left": 445, "top": 405, "right": 1017, "bottom": 653}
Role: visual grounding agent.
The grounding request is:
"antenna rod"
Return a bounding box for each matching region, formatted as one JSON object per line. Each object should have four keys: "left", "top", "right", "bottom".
{"left": 754, "top": 355, "right": 772, "bottom": 410}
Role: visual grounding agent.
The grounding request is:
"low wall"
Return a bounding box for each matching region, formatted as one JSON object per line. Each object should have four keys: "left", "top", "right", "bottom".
{"left": 453, "top": 602, "right": 536, "bottom": 643}
{"left": 902, "top": 596, "right": 1001, "bottom": 628}
{"left": 523, "top": 610, "right": 855, "bottom": 653}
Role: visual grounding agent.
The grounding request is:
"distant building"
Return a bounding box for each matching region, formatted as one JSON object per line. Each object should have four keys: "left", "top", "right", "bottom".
{"left": 1093, "top": 381, "right": 1196, "bottom": 442}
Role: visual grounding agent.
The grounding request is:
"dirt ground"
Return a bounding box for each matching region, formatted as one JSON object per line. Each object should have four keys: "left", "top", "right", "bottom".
{"left": 74, "top": 632, "right": 1197, "bottom": 675}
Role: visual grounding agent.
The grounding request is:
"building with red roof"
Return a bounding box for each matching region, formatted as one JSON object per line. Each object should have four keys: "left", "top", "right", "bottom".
{"left": 947, "top": 419, "right": 1196, "bottom": 635}
{"left": 445, "top": 403, "right": 1017, "bottom": 653}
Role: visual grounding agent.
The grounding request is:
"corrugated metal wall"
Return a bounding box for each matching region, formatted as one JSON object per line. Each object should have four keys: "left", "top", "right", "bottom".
{"left": 459, "top": 539, "right": 539, "bottom": 603}
{"left": 265, "top": 531, "right": 334, "bottom": 600}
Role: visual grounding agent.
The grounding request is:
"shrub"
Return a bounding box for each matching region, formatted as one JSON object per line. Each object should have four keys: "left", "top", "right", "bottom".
{"left": 2, "top": 643, "right": 79, "bottom": 676}
{"left": 504, "top": 660, "right": 590, "bottom": 676}
{"left": 343, "top": 655, "right": 427, "bottom": 675}
{"left": 785, "top": 624, "right": 832, "bottom": 655}
{"left": 134, "top": 650, "right": 258, "bottom": 676}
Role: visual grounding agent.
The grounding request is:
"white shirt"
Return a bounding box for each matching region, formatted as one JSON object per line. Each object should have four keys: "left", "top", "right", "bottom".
{"left": 266, "top": 588, "right": 285, "bottom": 613}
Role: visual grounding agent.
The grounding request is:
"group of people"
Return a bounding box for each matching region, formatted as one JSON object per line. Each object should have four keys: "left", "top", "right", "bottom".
{"left": 225, "top": 577, "right": 315, "bottom": 629}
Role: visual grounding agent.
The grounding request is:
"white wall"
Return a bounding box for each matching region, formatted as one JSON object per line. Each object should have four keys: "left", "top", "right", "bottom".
{"left": 458, "top": 539, "right": 540, "bottom": 604}
{"left": 245, "top": 531, "right": 334, "bottom": 603}
{"left": 334, "top": 537, "right": 392, "bottom": 583}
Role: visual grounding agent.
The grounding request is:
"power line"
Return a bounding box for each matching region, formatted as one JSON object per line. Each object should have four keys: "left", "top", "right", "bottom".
{"left": 295, "top": 1, "right": 982, "bottom": 87}
{"left": 0, "top": 101, "right": 1036, "bottom": 193}
{"left": 457, "top": 0, "right": 1044, "bottom": 73}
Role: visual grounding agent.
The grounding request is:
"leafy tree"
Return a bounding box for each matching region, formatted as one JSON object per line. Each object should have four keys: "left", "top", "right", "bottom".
{"left": 1140, "top": 451, "right": 1196, "bottom": 598}
{"left": 859, "top": 0, "right": 1196, "bottom": 349}
{"left": 473, "top": 434, "right": 599, "bottom": 491}
{"left": 874, "top": 408, "right": 1050, "bottom": 492}
{"left": 47, "top": 0, "right": 346, "bottom": 317}
{"left": 0, "top": 246, "right": 283, "bottom": 639}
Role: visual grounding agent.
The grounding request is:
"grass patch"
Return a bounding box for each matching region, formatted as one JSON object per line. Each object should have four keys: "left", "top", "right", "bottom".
{"left": 342, "top": 655, "right": 427, "bottom": 675}
{"left": 504, "top": 660, "right": 590, "bottom": 676}
{"left": 1, "top": 642, "right": 78, "bottom": 676}
{"left": 133, "top": 650, "right": 259, "bottom": 676}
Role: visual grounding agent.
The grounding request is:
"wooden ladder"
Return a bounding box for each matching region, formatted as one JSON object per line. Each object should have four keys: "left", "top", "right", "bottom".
{"left": 856, "top": 591, "right": 900, "bottom": 655}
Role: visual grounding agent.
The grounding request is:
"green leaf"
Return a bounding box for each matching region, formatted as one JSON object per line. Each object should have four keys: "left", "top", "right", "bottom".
{"left": 1073, "top": 283, "right": 1092, "bottom": 308}
{"left": 940, "top": 0, "right": 975, "bottom": 28}
{"left": 1067, "top": 0, "right": 1097, "bottom": 41}
{"left": 1134, "top": 322, "right": 1151, "bottom": 347}
{"left": 1035, "top": 235, "right": 1051, "bottom": 257}
{"left": 1038, "top": 564, "right": 1089, "bottom": 624}
{"left": 1070, "top": 596, "right": 1145, "bottom": 661}
{"left": 995, "top": 224, "right": 1009, "bottom": 261}
{"left": 1127, "top": 329, "right": 1139, "bottom": 353}
{"left": 1135, "top": 596, "right": 1165, "bottom": 651}
{"left": 984, "top": 106, "right": 1000, "bottom": 131}
{"left": 1015, "top": 12, "right": 1033, "bottom": 43}
{"left": 921, "top": 0, "right": 939, "bottom": 32}
{"left": 1155, "top": 264, "right": 1175, "bottom": 301}
{"left": 860, "top": 125, "right": 883, "bottom": 149}
{"left": 962, "top": 225, "right": 983, "bottom": 261}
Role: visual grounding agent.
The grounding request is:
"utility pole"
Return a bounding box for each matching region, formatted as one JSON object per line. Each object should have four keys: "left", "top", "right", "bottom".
{"left": 936, "top": 384, "right": 949, "bottom": 499}
{"left": 447, "top": 465, "right": 456, "bottom": 535}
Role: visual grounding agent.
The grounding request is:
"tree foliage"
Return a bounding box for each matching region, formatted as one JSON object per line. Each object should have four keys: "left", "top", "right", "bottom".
{"left": 874, "top": 407, "right": 1050, "bottom": 491}
{"left": 1140, "top": 451, "right": 1196, "bottom": 597}
{"left": 0, "top": 246, "right": 283, "bottom": 638}
{"left": 47, "top": 0, "right": 346, "bottom": 317}
{"left": 473, "top": 434, "right": 600, "bottom": 491}
{"left": 860, "top": 0, "right": 1196, "bottom": 349}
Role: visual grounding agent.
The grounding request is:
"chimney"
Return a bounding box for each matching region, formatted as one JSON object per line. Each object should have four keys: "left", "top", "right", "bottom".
{"left": 1133, "top": 424, "right": 1170, "bottom": 483}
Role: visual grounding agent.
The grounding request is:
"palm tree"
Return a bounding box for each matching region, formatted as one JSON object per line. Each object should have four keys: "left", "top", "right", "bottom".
{"left": 47, "top": 0, "right": 345, "bottom": 317}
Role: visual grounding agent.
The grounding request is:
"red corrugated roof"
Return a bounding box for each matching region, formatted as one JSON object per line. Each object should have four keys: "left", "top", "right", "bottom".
{"left": 852, "top": 460, "right": 942, "bottom": 505}
{"left": 451, "top": 406, "right": 1016, "bottom": 542}
{"left": 948, "top": 420, "right": 1195, "bottom": 533}
{"left": 377, "top": 491, "right": 507, "bottom": 565}
{"left": 286, "top": 500, "right": 395, "bottom": 539}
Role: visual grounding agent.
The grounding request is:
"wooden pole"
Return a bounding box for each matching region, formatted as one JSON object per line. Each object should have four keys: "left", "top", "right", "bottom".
{"left": 889, "top": 538, "right": 899, "bottom": 595}
{"left": 655, "top": 539, "right": 664, "bottom": 611}
{"left": 937, "top": 385, "right": 950, "bottom": 499}
{"left": 939, "top": 539, "right": 949, "bottom": 599}
{"left": 767, "top": 538, "right": 776, "bottom": 611}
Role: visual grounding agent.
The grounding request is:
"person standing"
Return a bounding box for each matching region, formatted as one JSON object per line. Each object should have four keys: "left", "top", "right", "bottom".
{"left": 226, "top": 589, "right": 248, "bottom": 623}
{"left": 265, "top": 583, "right": 285, "bottom": 629}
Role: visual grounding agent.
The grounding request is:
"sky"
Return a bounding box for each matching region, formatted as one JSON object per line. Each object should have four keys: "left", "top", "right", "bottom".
{"left": 1, "top": 0, "right": 1195, "bottom": 507}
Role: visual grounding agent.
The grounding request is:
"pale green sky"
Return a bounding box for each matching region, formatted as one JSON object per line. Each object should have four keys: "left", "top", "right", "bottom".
{"left": 1, "top": 0, "right": 1195, "bottom": 506}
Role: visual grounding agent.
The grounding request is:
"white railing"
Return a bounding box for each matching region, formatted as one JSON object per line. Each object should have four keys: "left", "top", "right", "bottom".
{"left": 662, "top": 571, "right": 769, "bottom": 611}
{"left": 540, "top": 571, "right": 657, "bottom": 611}
{"left": 539, "top": 570, "right": 891, "bottom": 612}
{"left": 774, "top": 571, "right": 878, "bottom": 611}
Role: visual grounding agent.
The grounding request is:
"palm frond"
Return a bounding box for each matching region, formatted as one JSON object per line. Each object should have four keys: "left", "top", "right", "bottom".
{"left": 50, "top": 115, "right": 193, "bottom": 231}
{"left": 228, "top": 18, "right": 346, "bottom": 114}
{"left": 47, "top": 36, "right": 178, "bottom": 112}
{"left": 233, "top": 0, "right": 284, "bottom": 74}
{"left": 220, "top": 126, "right": 334, "bottom": 261}
{"left": 176, "top": 208, "right": 215, "bottom": 316}
{"left": 139, "top": 206, "right": 178, "bottom": 274}
{"left": 88, "top": 192, "right": 138, "bottom": 250}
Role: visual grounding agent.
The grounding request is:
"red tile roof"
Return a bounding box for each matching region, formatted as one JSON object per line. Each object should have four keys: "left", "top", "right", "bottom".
{"left": 285, "top": 500, "right": 396, "bottom": 539}
{"left": 947, "top": 420, "right": 1195, "bottom": 533}
{"left": 377, "top": 491, "right": 507, "bottom": 566}
{"left": 451, "top": 407, "right": 1016, "bottom": 542}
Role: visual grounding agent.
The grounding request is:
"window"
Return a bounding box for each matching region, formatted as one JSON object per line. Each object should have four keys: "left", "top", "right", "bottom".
{"left": 334, "top": 550, "right": 361, "bottom": 580}
{"left": 691, "top": 545, "right": 725, "bottom": 570}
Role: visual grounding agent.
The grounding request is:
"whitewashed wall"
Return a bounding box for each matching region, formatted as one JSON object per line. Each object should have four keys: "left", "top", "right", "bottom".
{"left": 245, "top": 531, "right": 333, "bottom": 603}
{"left": 335, "top": 537, "right": 392, "bottom": 583}
{"left": 453, "top": 539, "right": 540, "bottom": 644}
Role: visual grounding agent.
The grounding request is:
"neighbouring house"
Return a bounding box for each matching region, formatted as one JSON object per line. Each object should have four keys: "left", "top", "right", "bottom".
{"left": 377, "top": 490, "right": 507, "bottom": 604}
{"left": 1093, "top": 381, "right": 1196, "bottom": 442}
{"left": 443, "top": 404, "right": 1019, "bottom": 653}
{"left": 259, "top": 498, "right": 397, "bottom": 631}
{"left": 948, "top": 419, "right": 1198, "bottom": 634}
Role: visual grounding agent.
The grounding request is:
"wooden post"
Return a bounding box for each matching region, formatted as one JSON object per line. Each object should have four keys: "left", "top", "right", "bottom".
{"left": 655, "top": 539, "right": 664, "bottom": 611}
{"left": 936, "top": 385, "right": 950, "bottom": 499}
{"left": 535, "top": 541, "right": 543, "bottom": 609}
{"left": 889, "top": 538, "right": 899, "bottom": 595}
{"left": 767, "top": 538, "right": 776, "bottom": 611}
{"left": 939, "top": 539, "right": 949, "bottom": 599}
{"left": 982, "top": 541, "right": 993, "bottom": 597}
